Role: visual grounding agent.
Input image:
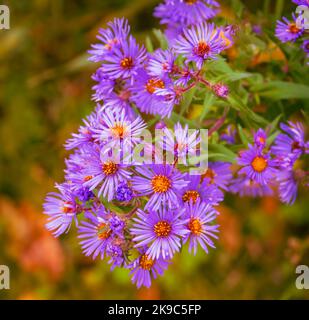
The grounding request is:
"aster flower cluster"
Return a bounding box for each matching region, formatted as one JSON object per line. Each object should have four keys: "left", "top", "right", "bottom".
{"left": 275, "top": 0, "right": 309, "bottom": 63}
{"left": 43, "top": 1, "right": 309, "bottom": 289}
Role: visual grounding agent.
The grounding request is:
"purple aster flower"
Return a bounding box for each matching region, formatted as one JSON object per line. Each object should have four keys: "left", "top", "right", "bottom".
{"left": 272, "top": 122, "right": 308, "bottom": 160}
{"left": 132, "top": 165, "right": 188, "bottom": 211}
{"left": 202, "top": 162, "right": 233, "bottom": 191}
{"left": 237, "top": 145, "right": 277, "bottom": 185}
{"left": 179, "top": 173, "right": 224, "bottom": 206}
{"left": 78, "top": 208, "right": 122, "bottom": 259}
{"left": 65, "top": 111, "right": 99, "bottom": 150}
{"left": 254, "top": 128, "right": 267, "bottom": 150}
{"left": 252, "top": 24, "right": 263, "bottom": 35}
{"left": 115, "top": 181, "right": 134, "bottom": 202}
{"left": 131, "top": 208, "right": 188, "bottom": 259}
{"left": 91, "top": 70, "right": 135, "bottom": 118}
{"left": 229, "top": 175, "right": 274, "bottom": 197}
{"left": 183, "top": 200, "right": 219, "bottom": 255}
{"left": 275, "top": 14, "right": 304, "bottom": 43}
{"left": 292, "top": 0, "right": 309, "bottom": 6}
{"left": 147, "top": 49, "right": 175, "bottom": 78}
{"left": 43, "top": 183, "right": 79, "bottom": 237}
{"left": 174, "top": 66, "right": 194, "bottom": 86}
{"left": 302, "top": 39, "right": 309, "bottom": 56}
{"left": 93, "top": 108, "right": 146, "bottom": 153}
{"left": 102, "top": 35, "right": 147, "bottom": 81}
{"left": 154, "top": 0, "right": 220, "bottom": 29}
{"left": 220, "top": 125, "right": 236, "bottom": 145}
{"left": 89, "top": 18, "right": 130, "bottom": 62}
{"left": 82, "top": 145, "right": 132, "bottom": 201}
{"left": 161, "top": 122, "right": 200, "bottom": 165}
{"left": 128, "top": 247, "right": 169, "bottom": 288}
{"left": 174, "top": 22, "right": 226, "bottom": 69}
{"left": 131, "top": 69, "right": 174, "bottom": 118}
{"left": 277, "top": 169, "right": 299, "bottom": 205}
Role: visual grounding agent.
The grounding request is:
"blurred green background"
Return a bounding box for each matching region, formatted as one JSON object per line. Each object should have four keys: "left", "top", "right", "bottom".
{"left": 0, "top": 0, "right": 308, "bottom": 299}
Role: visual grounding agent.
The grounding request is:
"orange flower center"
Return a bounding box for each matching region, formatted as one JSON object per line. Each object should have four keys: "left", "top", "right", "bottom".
{"left": 83, "top": 175, "right": 93, "bottom": 182}
{"left": 97, "top": 222, "right": 112, "bottom": 240}
{"left": 102, "top": 161, "right": 118, "bottom": 176}
{"left": 151, "top": 175, "right": 171, "bottom": 193}
{"left": 288, "top": 23, "right": 300, "bottom": 34}
{"left": 120, "top": 57, "right": 133, "bottom": 69}
{"left": 154, "top": 220, "right": 172, "bottom": 237}
{"left": 182, "top": 190, "right": 200, "bottom": 204}
{"left": 111, "top": 123, "right": 126, "bottom": 139}
{"left": 145, "top": 78, "right": 165, "bottom": 94}
{"left": 202, "top": 168, "right": 216, "bottom": 183}
{"left": 139, "top": 254, "right": 155, "bottom": 270}
{"left": 251, "top": 156, "right": 268, "bottom": 173}
{"left": 188, "top": 218, "right": 202, "bottom": 236}
{"left": 194, "top": 41, "right": 210, "bottom": 57}
{"left": 62, "top": 201, "right": 74, "bottom": 214}
{"left": 184, "top": 0, "right": 197, "bottom": 4}
{"left": 104, "top": 38, "right": 118, "bottom": 51}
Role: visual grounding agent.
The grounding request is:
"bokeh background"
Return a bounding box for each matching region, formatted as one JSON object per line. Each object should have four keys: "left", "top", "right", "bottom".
{"left": 0, "top": 0, "right": 308, "bottom": 299}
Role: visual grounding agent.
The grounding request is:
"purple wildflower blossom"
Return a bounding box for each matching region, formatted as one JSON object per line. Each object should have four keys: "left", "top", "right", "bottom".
{"left": 82, "top": 145, "right": 132, "bottom": 201}
{"left": 102, "top": 35, "right": 147, "bottom": 81}
{"left": 154, "top": 0, "right": 220, "bottom": 29}
{"left": 147, "top": 48, "right": 175, "bottom": 77}
{"left": 229, "top": 175, "right": 274, "bottom": 197}
{"left": 128, "top": 247, "right": 169, "bottom": 288}
{"left": 161, "top": 122, "right": 200, "bottom": 165}
{"left": 292, "top": 0, "right": 309, "bottom": 6}
{"left": 275, "top": 14, "right": 304, "bottom": 43}
{"left": 237, "top": 145, "right": 277, "bottom": 185}
{"left": 89, "top": 18, "right": 130, "bottom": 62}
{"left": 131, "top": 208, "right": 188, "bottom": 259}
{"left": 93, "top": 108, "right": 146, "bottom": 153}
{"left": 131, "top": 69, "right": 174, "bottom": 118}
{"left": 132, "top": 165, "right": 188, "bottom": 211}
{"left": 202, "top": 162, "right": 233, "bottom": 191}
{"left": 220, "top": 125, "right": 236, "bottom": 145}
{"left": 254, "top": 128, "right": 267, "bottom": 150}
{"left": 174, "top": 22, "right": 226, "bottom": 69}
{"left": 78, "top": 209, "right": 122, "bottom": 259}
{"left": 183, "top": 200, "right": 219, "bottom": 255}
{"left": 272, "top": 122, "right": 308, "bottom": 160}
{"left": 179, "top": 173, "right": 224, "bottom": 206}
{"left": 43, "top": 183, "right": 79, "bottom": 237}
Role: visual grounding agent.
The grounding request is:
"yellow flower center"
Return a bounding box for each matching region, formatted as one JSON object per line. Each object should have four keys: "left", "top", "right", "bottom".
{"left": 182, "top": 190, "right": 200, "bottom": 203}
{"left": 151, "top": 175, "right": 171, "bottom": 193}
{"left": 97, "top": 222, "right": 112, "bottom": 240}
{"left": 154, "top": 221, "right": 172, "bottom": 237}
{"left": 120, "top": 57, "right": 133, "bottom": 69}
{"left": 102, "top": 161, "right": 118, "bottom": 176}
{"left": 251, "top": 156, "right": 268, "bottom": 173}
{"left": 83, "top": 175, "right": 93, "bottom": 182}
{"left": 139, "top": 254, "right": 155, "bottom": 270}
{"left": 145, "top": 78, "right": 165, "bottom": 94}
{"left": 194, "top": 41, "right": 211, "bottom": 57}
{"left": 188, "top": 218, "right": 202, "bottom": 236}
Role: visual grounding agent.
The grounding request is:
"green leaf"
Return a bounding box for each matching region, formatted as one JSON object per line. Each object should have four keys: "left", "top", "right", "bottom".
{"left": 250, "top": 81, "right": 309, "bottom": 100}
{"left": 153, "top": 29, "right": 168, "bottom": 50}
{"left": 237, "top": 125, "right": 250, "bottom": 146}
{"left": 199, "top": 91, "right": 215, "bottom": 122}
{"left": 180, "top": 86, "right": 197, "bottom": 115}
{"left": 145, "top": 36, "right": 154, "bottom": 52}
